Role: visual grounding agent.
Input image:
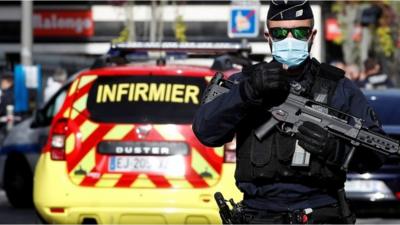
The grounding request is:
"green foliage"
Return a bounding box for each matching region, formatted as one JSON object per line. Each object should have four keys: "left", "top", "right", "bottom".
{"left": 376, "top": 26, "right": 395, "bottom": 57}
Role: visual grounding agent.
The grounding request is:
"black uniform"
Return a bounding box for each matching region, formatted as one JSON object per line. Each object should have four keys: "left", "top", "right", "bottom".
{"left": 192, "top": 58, "right": 386, "bottom": 223}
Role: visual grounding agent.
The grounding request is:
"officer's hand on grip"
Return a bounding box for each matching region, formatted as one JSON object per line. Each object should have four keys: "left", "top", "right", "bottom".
{"left": 241, "top": 62, "right": 290, "bottom": 106}
{"left": 296, "top": 121, "right": 338, "bottom": 161}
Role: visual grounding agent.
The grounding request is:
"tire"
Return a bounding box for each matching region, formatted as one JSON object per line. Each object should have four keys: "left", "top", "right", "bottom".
{"left": 3, "top": 153, "right": 33, "bottom": 208}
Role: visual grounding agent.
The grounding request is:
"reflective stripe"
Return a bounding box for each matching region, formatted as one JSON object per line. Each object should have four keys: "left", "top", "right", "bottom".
{"left": 167, "top": 178, "right": 193, "bottom": 188}
{"left": 69, "top": 148, "right": 96, "bottom": 184}
{"left": 114, "top": 174, "right": 139, "bottom": 187}
{"left": 73, "top": 94, "right": 88, "bottom": 112}
{"left": 65, "top": 134, "right": 75, "bottom": 154}
{"left": 131, "top": 174, "right": 157, "bottom": 188}
{"left": 73, "top": 147, "right": 96, "bottom": 173}
{"left": 63, "top": 107, "right": 71, "bottom": 118}
{"left": 64, "top": 88, "right": 220, "bottom": 188}
{"left": 69, "top": 147, "right": 96, "bottom": 184}
{"left": 103, "top": 125, "right": 135, "bottom": 140}
{"left": 68, "top": 125, "right": 114, "bottom": 173}
{"left": 80, "top": 168, "right": 101, "bottom": 186}
{"left": 79, "top": 120, "right": 99, "bottom": 142}
{"left": 70, "top": 175, "right": 86, "bottom": 185}
{"left": 185, "top": 167, "right": 209, "bottom": 188}
{"left": 147, "top": 174, "right": 171, "bottom": 188}
{"left": 78, "top": 75, "right": 97, "bottom": 89}
{"left": 96, "top": 174, "right": 122, "bottom": 187}
{"left": 70, "top": 108, "right": 80, "bottom": 120}
{"left": 214, "top": 146, "right": 224, "bottom": 158}
{"left": 191, "top": 147, "right": 219, "bottom": 186}
{"left": 68, "top": 79, "right": 80, "bottom": 96}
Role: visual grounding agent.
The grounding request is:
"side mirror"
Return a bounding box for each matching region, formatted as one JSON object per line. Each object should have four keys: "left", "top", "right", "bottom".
{"left": 30, "top": 109, "right": 46, "bottom": 128}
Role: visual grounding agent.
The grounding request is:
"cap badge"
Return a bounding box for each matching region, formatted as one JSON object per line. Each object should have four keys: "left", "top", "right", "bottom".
{"left": 296, "top": 9, "right": 303, "bottom": 17}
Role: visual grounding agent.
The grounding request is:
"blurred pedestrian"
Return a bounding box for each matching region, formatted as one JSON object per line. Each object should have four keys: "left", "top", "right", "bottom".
{"left": 344, "top": 64, "right": 365, "bottom": 87}
{"left": 330, "top": 60, "right": 346, "bottom": 71}
{"left": 345, "top": 64, "right": 360, "bottom": 81}
{"left": 360, "top": 57, "right": 394, "bottom": 89}
{"left": 0, "top": 71, "right": 14, "bottom": 117}
{"left": 44, "top": 67, "right": 67, "bottom": 103}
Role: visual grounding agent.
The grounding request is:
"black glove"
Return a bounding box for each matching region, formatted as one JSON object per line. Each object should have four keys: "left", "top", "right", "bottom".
{"left": 241, "top": 62, "right": 290, "bottom": 106}
{"left": 296, "top": 121, "right": 338, "bottom": 161}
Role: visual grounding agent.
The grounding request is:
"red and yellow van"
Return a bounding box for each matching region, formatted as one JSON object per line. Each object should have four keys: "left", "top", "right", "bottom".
{"left": 33, "top": 56, "right": 243, "bottom": 224}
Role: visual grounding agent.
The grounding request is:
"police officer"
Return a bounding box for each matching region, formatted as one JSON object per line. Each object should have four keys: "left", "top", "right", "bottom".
{"left": 193, "top": 0, "right": 386, "bottom": 224}
{"left": 0, "top": 70, "right": 14, "bottom": 118}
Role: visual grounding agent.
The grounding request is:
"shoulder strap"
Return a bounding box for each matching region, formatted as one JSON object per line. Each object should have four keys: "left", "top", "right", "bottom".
{"left": 310, "top": 58, "right": 345, "bottom": 81}
{"left": 319, "top": 63, "right": 345, "bottom": 81}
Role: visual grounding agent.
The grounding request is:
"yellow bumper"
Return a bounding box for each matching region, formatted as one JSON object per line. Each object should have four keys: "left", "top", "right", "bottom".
{"left": 34, "top": 153, "right": 242, "bottom": 224}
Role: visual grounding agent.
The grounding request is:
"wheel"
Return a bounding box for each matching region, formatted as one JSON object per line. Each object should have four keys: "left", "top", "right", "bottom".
{"left": 3, "top": 153, "right": 33, "bottom": 208}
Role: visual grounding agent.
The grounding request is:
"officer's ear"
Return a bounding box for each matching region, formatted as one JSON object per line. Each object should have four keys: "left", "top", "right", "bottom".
{"left": 264, "top": 31, "right": 273, "bottom": 50}
{"left": 310, "top": 29, "right": 317, "bottom": 44}
{"left": 264, "top": 31, "right": 270, "bottom": 42}
{"left": 308, "top": 29, "right": 317, "bottom": 51}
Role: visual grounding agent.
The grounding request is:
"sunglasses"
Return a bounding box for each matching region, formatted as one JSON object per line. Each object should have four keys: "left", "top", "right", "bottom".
{"left": 269, "top": 27, "right": 312, "bottom": 41}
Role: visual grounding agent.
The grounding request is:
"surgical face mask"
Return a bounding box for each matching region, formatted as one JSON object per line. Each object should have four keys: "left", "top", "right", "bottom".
{"left": 271, "top": 37, "right": 310, "bottom": 68}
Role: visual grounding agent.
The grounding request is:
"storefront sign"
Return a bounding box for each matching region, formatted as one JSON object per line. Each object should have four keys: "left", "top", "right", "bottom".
{"left": 325, "top": 18, "right": 341, "bottom": 41}
{"left": 33, "top": 10, "right": 94, "bottom": 37}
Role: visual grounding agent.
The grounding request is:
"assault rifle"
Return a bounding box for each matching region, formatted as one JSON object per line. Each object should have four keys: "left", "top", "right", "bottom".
{"left": 203, "top": 73, "right": 400, "bottom": 171}
{"left": 255, "top": 92, "right": 400, "bottom": 171}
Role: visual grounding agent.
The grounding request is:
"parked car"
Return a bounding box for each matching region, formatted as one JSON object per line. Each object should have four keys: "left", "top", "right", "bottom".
{"left": 345, "top": 89, "right": 400, "bottom": 215}
{"left": 33, "top": 42, "right": 249, "bottom": 224}
{"left": 0, "top": 76, "right": 76, "bottom": 208}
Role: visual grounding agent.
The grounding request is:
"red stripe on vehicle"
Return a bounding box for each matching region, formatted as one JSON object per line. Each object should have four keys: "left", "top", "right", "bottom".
{"left": 147, "top": 175, "right": 172, "bottom": 188}
{"left": 80, "top": 168, "right": 101, "bottom": 186}
{"left": 181, "top": 126, "right": 223, "bottom": 173}
{"left": 114, "top": 174, "right": 139, "bottom": 188}
{"left": 67, "top": 125, "right": 114, "bottom": 172}
{"left": 144, "top": 127, "right": 166, "bottom": 141}
{"left": 72, "top": 79, "right": 95, "bottom": 99}
{"left": 72, "top": 109, "right": 89, "bottom": 127}
{"left": 185, "top": 167, "right": 209, "bottom": 188}
{"left": 121, "top": 127, "right": 137, "bottom": 141}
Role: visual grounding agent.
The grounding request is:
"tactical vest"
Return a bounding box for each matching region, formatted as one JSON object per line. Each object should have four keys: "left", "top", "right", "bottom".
{"left": 235, "top": 59, "right": 347, "bottom": 188}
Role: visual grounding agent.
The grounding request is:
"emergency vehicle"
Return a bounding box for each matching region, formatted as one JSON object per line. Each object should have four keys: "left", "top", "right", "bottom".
{"left": 0, "top": 74, "right": 76, "bottom": 208}
{"left": 33, "top": 42, "right": 249, "bottom": 224}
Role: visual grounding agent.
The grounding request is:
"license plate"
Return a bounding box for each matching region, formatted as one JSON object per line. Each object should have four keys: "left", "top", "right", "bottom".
{"left": 109, "top": 155, "right": 185, "bottom": 176}
{"left": 345, "top": 180, "right": 389, "bottom": 193}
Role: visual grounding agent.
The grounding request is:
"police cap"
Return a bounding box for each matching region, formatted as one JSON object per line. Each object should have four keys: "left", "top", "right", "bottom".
{"left": 267, "top": 0, "right": 314, "bottom": 21}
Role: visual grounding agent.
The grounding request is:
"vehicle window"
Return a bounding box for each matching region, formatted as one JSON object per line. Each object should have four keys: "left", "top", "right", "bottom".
{"left": 87, "top": 76, "right": 207, "bottom": 124}
{"left": 46, "top": 90, "right": 67, "bottom": 118}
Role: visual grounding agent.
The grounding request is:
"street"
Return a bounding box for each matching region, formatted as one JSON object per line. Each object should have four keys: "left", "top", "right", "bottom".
{"left": 0, "top": 190, "right": 39, "bottom": 224}
{"left": 0, "top": 190, "right": 400, "bottom": 224}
